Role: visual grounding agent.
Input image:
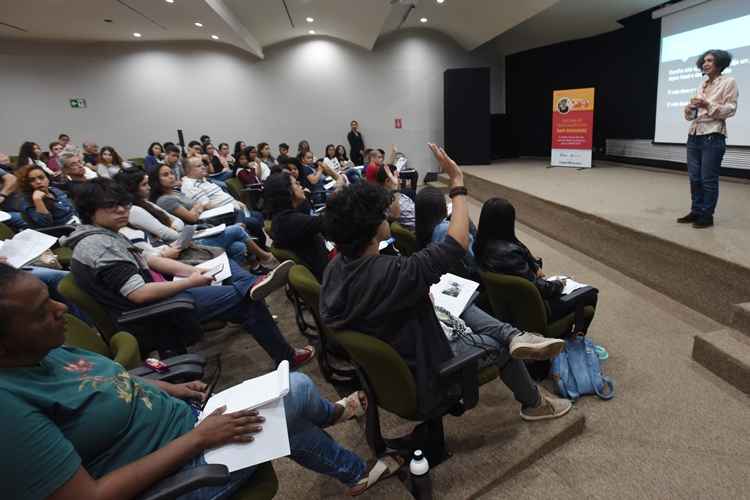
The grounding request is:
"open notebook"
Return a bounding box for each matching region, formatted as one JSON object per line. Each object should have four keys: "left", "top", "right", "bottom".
{"left": 430, "top": 273, "right": 480, "bottom": 318}
{"left": 197, "top": 361, "right": 291, "bottom": 472}
{"left": 547, "top": 275, "right": 589, "bottom": 295}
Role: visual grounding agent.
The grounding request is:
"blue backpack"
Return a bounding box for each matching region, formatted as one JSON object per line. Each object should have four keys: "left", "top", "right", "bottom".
{"left": 550, "top": 335, "right": 614, "bottom": 400}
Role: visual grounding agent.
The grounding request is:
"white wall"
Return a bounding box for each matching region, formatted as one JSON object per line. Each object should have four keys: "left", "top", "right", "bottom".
{"left": 0, "top": 29, "right": 504, "bottom": 177}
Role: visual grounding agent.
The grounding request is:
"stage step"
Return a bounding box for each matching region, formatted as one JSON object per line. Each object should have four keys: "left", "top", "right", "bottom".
{"left": 730, "top": 303, "right": 750, "bottom": 337}
{"left": 425, "top": 180, "right": 449, "bottom": 190}
{"left": 692, "top": 329, "right": 750, "bottom": 395}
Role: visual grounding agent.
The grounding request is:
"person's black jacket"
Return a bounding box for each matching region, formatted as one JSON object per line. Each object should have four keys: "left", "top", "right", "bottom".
{"left": 320, "top": 236, "right": 465, "bottom": 415}
{"left": 479, "top": 240, "right": 563, "bottom": 299}
{"left": 271, "top": 208, "right": 329, "bottom": 281}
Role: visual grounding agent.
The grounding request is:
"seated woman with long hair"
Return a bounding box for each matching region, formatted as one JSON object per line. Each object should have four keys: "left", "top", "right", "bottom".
{"left": 96, "top": 146, "right": 131, "bottom": 178}
{"left": 265, "top": 172, "right": 329, "bottom": 281}
{"left": 148, "top": 164, "right": 274, "bottom": 271}
{"left": 16, "top": 164, "right": 78, "bottom": 227}
{"left": 474, "top": 197, "right": 598, "bottom": 334}
{"left": 17, "top": 141, "right": 61, "bottom": 178}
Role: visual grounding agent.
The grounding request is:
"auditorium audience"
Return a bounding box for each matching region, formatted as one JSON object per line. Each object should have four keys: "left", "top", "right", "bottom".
{"left": 347, "top": 120, "right": 365, "bottom": 165}
{"left": 474, "top": 197, "right": 598, "bottom": 333}
{"left": 95, "top": 146, "right": 131, "bottom": 178}
{"left": 62, "top": 177, "right": 313, "bottom": 366}
{"left": 144, "top": 142, "right": 164, "bottom": 172}
{"left": 17, "top": 141, "right": 57, "bottom": 177}
{"left": 204, "top": 143, "right": 233, "bottom": 183}
{"left": 324, "top": 144, "right": 359, "bottom": 184}
{"left": 235, "top": 150, "right": 262, "bottom": 186}
{"left": 16, "top": 164, "right": 78, "bottom": 227}
{"left": 320, "top": 144, "right": 571, "bottom": 421}
{"left": 116, "top": 168, "right": 271, "bottom": 271}
{"left": 0, "top": 263, "right": 404, "bottom": 499}
{"left": 60, "top": 155, "right": 93, "bottom": 193}
{"left": 217, "top": 142, "right": 235, "bottom": 168}
{"left": 298, "top": 151, "right": 342, "bottom": 196}
{"left": 163, "top": 144, "right": 184, "bottom": 180}
{"left": 266, "top": 172, "right": 329, "bottom": 281}
{"left": 58, "top": 132, "right": 71, "bottom": 148}
{"left": 296, "top": 140, "right": 312, "bottom": 161}
{"left": 0, "top": 163, "right": 27, "bottom": 230}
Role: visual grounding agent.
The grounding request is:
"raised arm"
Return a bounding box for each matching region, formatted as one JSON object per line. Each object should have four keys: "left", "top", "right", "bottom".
{"left": 428, "top": 144, "right": 469, "bottom": 250}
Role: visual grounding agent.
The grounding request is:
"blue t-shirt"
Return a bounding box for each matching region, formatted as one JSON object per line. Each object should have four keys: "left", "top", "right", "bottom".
{"left": 0, "top": 347, "right": 196, "bottom": 499}
{"left": 432, "top": 219, "right": 480, "bottom": 281}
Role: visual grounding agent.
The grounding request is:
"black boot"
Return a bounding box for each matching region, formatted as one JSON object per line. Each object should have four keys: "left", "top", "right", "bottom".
{"left": 692, "top": 216, "right": 714, "bottom": 228}
{"left": 677, "top": 212, "right": 699, "bottom": 223}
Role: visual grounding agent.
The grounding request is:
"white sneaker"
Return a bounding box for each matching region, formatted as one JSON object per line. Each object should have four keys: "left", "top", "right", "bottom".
{"left": 509, "top": 332, "right": 565, "bottom": 360}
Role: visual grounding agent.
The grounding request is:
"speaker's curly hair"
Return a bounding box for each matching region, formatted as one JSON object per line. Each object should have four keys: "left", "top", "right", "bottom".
{"left": 696, "top": 49, "right": 732, "bottom": 73}
{"left": 322, "top": 182, "right": 393, "bottom": 259}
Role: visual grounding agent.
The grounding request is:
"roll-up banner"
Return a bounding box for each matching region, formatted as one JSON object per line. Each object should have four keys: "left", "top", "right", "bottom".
{"left": 551, "top": 87, "right": 595, "bottom": 168}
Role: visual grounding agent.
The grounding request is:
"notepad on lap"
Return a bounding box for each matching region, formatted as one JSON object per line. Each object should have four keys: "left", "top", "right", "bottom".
{"left": 194, "top": 224, "right": 226, "bottom": 239}
{"left": 0, "top": 229, "right": 58, "bottom": 268}
{"left": 430, "top": 273, "right": 480, "bottom": 318}
{"left": 199, "top": 204, "right": 234, "bottom": 220}
{"left": 547, "top": 275, "right": 588, "bottom": 295}
{"left": 174, "top": 252, "right": 231, "bottom": 285}
{"left": 198, "top": 361, "right": 291, "bottom": 472}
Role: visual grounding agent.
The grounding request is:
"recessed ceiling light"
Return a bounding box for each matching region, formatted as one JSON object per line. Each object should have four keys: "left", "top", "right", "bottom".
{"left": 306, "top": 17, "right": 314, "bottom": 23}
{"left": 436, "top": 0, "right": 445, "bottom": 3}
{"left": 194, "top": 22, "right": 203, "bottom": 27}
{"left": 133, "top": 32, "right": 142, "bottom": 38}
{"left": 420, "top": 17, "right": 428, "bottom": 23}
{"left": 309, "top": 30, "right": 316, "bottom": 34}
{"left": 165, "top": 0, "right": 174, "bottom": 3}
{"left": 211, "top": 34, "right": 219, "bottom": 40}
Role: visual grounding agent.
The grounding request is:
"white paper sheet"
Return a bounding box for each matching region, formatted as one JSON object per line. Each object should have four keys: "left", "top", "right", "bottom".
{"left": 199, "top": 361, "right": 291, "bottom": 472}
{"left": 199, "top": 204, "right": 234, "bottom": 220}
{"left": 174, "top": 252, "right": 231, "bottom": 285}
{"left": 0, "top": 211, "right": 10, "bottom": 223}
{"left": 430, "top": 273, "right": 480, "bottom": 318}
{"left": 547, "top": 275, "right": 588, "bottom": 295}
{"left": 194, "top": 224, "right": 226, "bottom": 239}
{"left": 0, "top": 229, "right": 58, "bottom": 268}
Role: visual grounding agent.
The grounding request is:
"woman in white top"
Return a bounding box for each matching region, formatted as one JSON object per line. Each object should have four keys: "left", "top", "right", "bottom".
{"left": 96, "top": 146, "right": 131, "bottom": 178}
{"left": 257, "top": 142, "right": 276, "bottom": 171}
{"left": 247, "top": 146, "right": 270, "bottom": 181}
{"left": 324, "top": 144, "right": 359, "bottom": 184}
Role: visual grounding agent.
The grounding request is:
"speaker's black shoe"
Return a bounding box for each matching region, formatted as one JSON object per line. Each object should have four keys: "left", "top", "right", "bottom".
{"left": 692, "top": 216, "right": 714, "bottom": 228}
{"left": 677, "top": 212, "right": 699, "bottom": 223}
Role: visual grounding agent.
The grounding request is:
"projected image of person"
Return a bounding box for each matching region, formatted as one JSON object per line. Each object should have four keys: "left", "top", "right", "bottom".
{"left": 679, "top": 49, "right": 738, "bottom": 228}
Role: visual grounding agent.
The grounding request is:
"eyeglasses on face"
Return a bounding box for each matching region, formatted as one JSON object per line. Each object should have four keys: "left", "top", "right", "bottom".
{"left": 98, "top": 201, "right": 132, "bottom": 210}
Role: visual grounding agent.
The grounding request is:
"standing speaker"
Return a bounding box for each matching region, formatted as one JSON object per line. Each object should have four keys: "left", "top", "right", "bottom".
{"left": 444, "top": 67, "right": 490, "bottom": 165}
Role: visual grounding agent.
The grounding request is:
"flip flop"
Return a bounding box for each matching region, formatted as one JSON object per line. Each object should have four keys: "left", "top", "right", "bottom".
{"left": 346, "top": 454, "right": 404, "bottom": 496}
{"left": 333, "top": 390, "right": 367, "bottom": 425}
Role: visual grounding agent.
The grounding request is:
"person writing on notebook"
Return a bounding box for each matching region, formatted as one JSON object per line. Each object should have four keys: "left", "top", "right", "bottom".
{"left": 0, "top": 264, "right": 404, "bottom": 499}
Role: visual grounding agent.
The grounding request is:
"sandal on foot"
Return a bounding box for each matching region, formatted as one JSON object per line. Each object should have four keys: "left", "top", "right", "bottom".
{"left": 333, "top": 390, "right": 367, "bottom": 425}
{"left": 347, "top": 454, "right": 404, "bottom": 496}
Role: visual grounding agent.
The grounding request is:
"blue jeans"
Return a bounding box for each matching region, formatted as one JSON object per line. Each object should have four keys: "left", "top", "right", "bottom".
{"left": 175, "top": 260, "right": 294, "bottom": 364}
{"left": 196, "top": 223, "right": 251, "bottom": 265}
{"left": 235, "top": 209, "right": 267, "bottom": 248}
{"left": 3, "top": 210, "right": 29, "bottom": 231}
{"left": 177, "top": 373, "right": 366, "bottom": 499}
{"left": 455, "top": 305, "right": 539, "bottom": 408}
{"left": 686, "top": 133, "right": 726, "bottom": 217}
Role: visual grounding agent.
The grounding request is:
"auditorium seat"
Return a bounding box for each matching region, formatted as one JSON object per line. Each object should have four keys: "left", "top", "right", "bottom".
{"left": 288, "top": 264, "right": 356, "bottom": 383}
{"left": 62, "top": 312, "right": 206, "bottom": 382}
{"left": 390, "top": 221, "right": 417, "bottom": 257}
{"left": 480, "top": 271, "right": 595, "bottom": 338}
{"left": 328, "top": 327, "right": 498, "bottom": 466}
{"left": 58, "top": 274, "right": 223, "bottom": 357}
{"left": 269, "top": 246, "right": 318, "bottom": 340}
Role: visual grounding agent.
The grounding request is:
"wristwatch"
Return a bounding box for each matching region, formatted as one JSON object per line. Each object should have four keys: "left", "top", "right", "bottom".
{"left": 448, "top": 186, "right": 468, "bottom": 198}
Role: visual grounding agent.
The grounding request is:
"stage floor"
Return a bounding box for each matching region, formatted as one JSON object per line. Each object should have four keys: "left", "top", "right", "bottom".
{"left": 462, "top": 159, "right": 750, "bottom": 270}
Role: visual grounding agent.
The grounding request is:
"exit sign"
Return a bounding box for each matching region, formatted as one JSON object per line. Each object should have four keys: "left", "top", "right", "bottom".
{"left": 69, "top": 98, "right": 87, "bottom": 109}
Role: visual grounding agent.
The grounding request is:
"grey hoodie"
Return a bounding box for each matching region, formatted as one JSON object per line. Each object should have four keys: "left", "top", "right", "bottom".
{"left": 62, "top": 225, "right": 151, "bottom": 313}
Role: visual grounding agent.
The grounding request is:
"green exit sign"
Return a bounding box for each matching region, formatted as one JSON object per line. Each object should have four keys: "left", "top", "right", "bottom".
{"left": 69, "top": 98, "right": 87, "bottom": 109}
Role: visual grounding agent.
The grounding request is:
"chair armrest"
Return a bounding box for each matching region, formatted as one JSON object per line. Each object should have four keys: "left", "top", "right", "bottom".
{"left": 138, "top": 464, "right": 229, "bottom": 500}
{"left": 438, "top": 345, "right": 485, "bottom": 378}
{"left": 438, "top": 345, "right": 485, "bottom": 411}
{"left": 131, "top": 363, "right": 205, "bottom": 382}
{"left": 129, "top": 354, "right": 207, "bottom": 381}
{"left": 118, "top": 298, "right": 195, "bottom": 325}
{"left": 36, "top": 224, "right": 76, "bottom": 238}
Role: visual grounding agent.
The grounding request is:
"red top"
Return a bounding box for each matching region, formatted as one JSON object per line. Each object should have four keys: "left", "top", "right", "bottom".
{"left": 365, "top": 162, "right": 379, "bottom": 183}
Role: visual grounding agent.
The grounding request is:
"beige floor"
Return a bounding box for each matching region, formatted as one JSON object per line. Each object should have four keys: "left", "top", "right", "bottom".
{"left": 462, "top": 160, "right": 750, "bottom": 270}
{"left": 466, "top": 199, "right": 750, "bottom": 500}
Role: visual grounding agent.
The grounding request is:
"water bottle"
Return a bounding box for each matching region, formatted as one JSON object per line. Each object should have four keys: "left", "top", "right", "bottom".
{"left": 409, "top": 449, "right": 433, "bottom": 500}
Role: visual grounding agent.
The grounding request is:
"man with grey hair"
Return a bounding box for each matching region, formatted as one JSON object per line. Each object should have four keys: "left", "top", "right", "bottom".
{"left": 82, "top": 141, "right": 98, "bottom": 165}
